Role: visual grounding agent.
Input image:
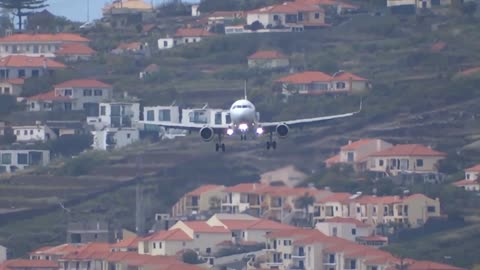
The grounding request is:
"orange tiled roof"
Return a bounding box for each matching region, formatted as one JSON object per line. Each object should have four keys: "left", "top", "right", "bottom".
{"left": 56, "top": 43, "right": 96, "bottom": 56}
{"left": 0, "top": 55, "right": 66, "bottom": 69}
{"left": 431, "top": 41, "right": 447, "bottom": 52}
{"left": 458, "top": 67, "right": 480, "bottom": 77}
{"left": 275, "top": 71, "right": 333, "bottom": 84}
{"left": 220, "top": 218, "right": 294, "bottom": 231}
{"left": 466, "top": 164, "right": 480, "bottom": 172}
{"left": 267, "top": 228, "right": 319, "bottom": 238}
{"left": 354, "top": 195, "right": 403, "bottom": 204}
{"left": 0, "top": 33, "right": 89, "bottom": 43}
{"left": 333, "top": 71, "right": 368, "bottom": 81}
{"left": 174, "top": 28, "right": 215, "bottom": 37}
{"left": 341, "top": 138, "right": 377, "bottom": 151}
{"left": 183, "top": 221, "right": 230, "bottom": 233}
{"left": 143, "top": 63, "right": 159, "bottom": 73}
{"left": 146, "top": 228, "right": 193, "bottom": 241}
{"left": 297, "top": 0, "right": 359, "bottom": 8}
{"left": 187, "top": 184, "right": 223, "bottom": 196}
{"left": 0, "top": 259, "right": 59, "bottom": 270}
{"left": 248, "top": 50, "right": 288, "bottom": 59}
{"left": 104, "top": 0, "right": 153, "bottom": 11}
{"left": 324, "top": 217, "right": 371, "bottom": 227}
{"left": 27, "top": 90, "right": 70, "bottom": 101}
{"left": 369, "top": 144, "right": 446, "bottom": 157}
{"left": 357, "top": 235, "right": 388, "bottom": 242}
{"left": 223, "top": 183, "right": 268, "bottom": 193}
{"left": 111, "top": 236, "right": 142, "bottom": 249}
{"left": 452, "top": 179, "right": 478, "bottom": 187}
{"left": 116, "top": 42, "right": 143, "bottom": 50}
{"left": 30, "top": 243, "right": 82, "bottom": 256}
{"left": 250, "top": 1, "right": 322, "bottom": 14}
{"left": 1, "top": 78, "right": 25, "bottom": 85}
{"left": 209, "top": 11, "right": 245, "bottom": 17}
{"left": 142, "top": 24, "right": 157, "bottom": 32}
{"left": 325, "top": 154, "right": 340, "bottom": 165}
{"left": 54, "top": 79, "right": 112, "bottom": 88}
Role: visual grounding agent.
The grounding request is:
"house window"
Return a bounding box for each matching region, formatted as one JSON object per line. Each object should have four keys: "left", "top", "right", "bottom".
{"left": 347, "top": 152, "right": 354, "bottom": 162}
{"left": 356, "top": 207, "right": 360, "bottom": 213}
{"left": 32, "top": 70, "right": 40, "bottom": 77}
{"left": 83, "top": 89, "right": 92, "bottom": 96}
{"left": 206, "top": 247, "right": 211, "bottom": 254}
{"left": 158, "top": 109, "right": 171, "bottom": 121}
{"left": 351, "top": 228, "right": 356, "bottom": 235}
{"left": 315, "top": 12, "right": 320, "bottom": 19}
{"left": 416, "top": 159, "right": 424, "bottom": 167}
{"left": 100, "top": 106, "right": 106, "bottom": 116}
{"left": 373, "top": 206, "right": 377, "bottom": 214}
{"left": 1, "top": 153, "right": 11, "bottom": 165}
{"left": 94, "top": 89, "right": 103, "bottom": 96}
{"left": 4, "top": 87, "right": 10, "bottom": 94}
{"left": 30, "top": 130, "right": 33, "bottom": 135}
{"left": 153, "top": 242, "right": 156, "bottom": 249}
{"left": 332, "top": 227, "right": 337, "bottom": 236}
{"left": 147, "top": 110, "right": 155, "bottom": 121}
{"left": 350, "top": 260, "right": 356, "bottom": 269}
{"left": 18, "top": 69, "right": 26, "bottom": 78}
{"left": 273, "top": 14, "right": 279, "bottom": 21}
{"left": 159, "top": 242, "right": 162, "bottom": 248}
{"left": 127, "top": 133, "right": 131, "bottom": 139}
{"left": 427, "top": 206, "right": 436, "bottom": 213}
{"left": 24, "top": 130, "right": 28, "bottom": 135}
{"left": 15, "top": 130, "right": 20, "bottom": 135}
{"left": 64, "top": 89, "right": 73, "bottom": 96}
{"left": 17, "top": 153, "right": 28, "bottom": 165}
{"left": 163, "top": 41, "right": 168, "bottom": 47}
{"left": 379, "top": 159, "right": 384, "bottom": 166}
{"left": 196, "top": 234, "right": 200, "bottom": 239}
{"left": 336, "top": 82, "right": 346, "bottom": 89}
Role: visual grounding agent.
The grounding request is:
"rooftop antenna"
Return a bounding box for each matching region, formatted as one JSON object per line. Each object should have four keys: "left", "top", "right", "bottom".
{"left": 244, "top": 80, "right": 248, "bottom": 100}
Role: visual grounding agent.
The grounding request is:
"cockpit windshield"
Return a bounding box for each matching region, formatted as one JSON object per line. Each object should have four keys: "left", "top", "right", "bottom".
{"left": 232, "top": 105, "right": 252, "bottom": 109}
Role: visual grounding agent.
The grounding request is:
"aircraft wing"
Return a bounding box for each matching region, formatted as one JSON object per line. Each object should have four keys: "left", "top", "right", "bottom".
{"left": 260, "top": 100, "right": 363, "bottom": 130}
{"left": 155, "top": 122, "right": 228, "bottom": 132}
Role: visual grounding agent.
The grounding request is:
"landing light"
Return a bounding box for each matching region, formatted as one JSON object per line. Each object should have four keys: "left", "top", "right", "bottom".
{"left": 239, "top": 123, "right": 248, "bottom": 131}
{"left": 227, "top": 128, "right": 234, "bottom": 136}
{"left": 256, "top": 127, "right": 264, "bottom": 135}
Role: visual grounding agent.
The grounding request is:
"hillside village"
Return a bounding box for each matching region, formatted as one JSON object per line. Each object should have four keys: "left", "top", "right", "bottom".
{"left": 0, "top": 0, "right": 480, "bottom": 269}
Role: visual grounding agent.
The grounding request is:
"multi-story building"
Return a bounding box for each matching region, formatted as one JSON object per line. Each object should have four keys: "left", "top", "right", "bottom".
{"left": 367, "top": 144, "right": 447, "bottom": 176}
{"left": 87, "top": 101, "right": 141, "bottom": 130}
{"left": 0, "top": 78, "right": 24, "bottom": 96}
{"left": 0, "top": 149, "right": 50, "bottom": 174}
{"left": 312, "top": 192, "right": 441, "bottom": 228}
{"left": 0, "top": 33, "right": 90, "bottom": 58}
{"left": 325, "top": 139, "right": 393, "bottom": 171}
{"left": 453, "top": 164, "right": 480, "bottom": 191}
{"left": 171, "top": 185, "right": 226, "bottom": 217}
{"left": 0, "top": 55, "right": 66, "bottom": 80}
{"left": 91, "top": 128, "right": 139, "bottom": 151}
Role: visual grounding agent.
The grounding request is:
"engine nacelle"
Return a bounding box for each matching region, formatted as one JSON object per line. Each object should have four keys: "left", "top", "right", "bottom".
{"left": 276, "top": 124, "right": 289, "bottom": 138}
{"left": 199, "top": 127, "right": 214, "bottom": 142}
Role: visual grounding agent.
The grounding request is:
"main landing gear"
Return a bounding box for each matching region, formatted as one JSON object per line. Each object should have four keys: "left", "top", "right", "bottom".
{"left": 266, "top": 132, "right": 277, "bottom": 150}
{"left": 240, "top": 134, "right": 247, "bottom": 141}
{"left": 215, "top": 133, "right": 225, "bottom": 152}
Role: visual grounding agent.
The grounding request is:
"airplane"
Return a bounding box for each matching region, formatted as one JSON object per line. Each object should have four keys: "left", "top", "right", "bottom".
{"left": 157, "top": 84, "right": 363, "bottom": 152}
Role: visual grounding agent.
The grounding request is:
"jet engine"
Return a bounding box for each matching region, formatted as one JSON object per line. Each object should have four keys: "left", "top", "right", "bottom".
{"left": 199, "top": 127, "right": 214, "bottom": 142}
{"left": 276, "top": 124, "right": 289, "bottom": 138}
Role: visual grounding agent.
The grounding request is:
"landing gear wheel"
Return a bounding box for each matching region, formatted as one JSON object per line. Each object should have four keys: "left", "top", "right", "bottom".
{"left": 215, "top": 143, "right": 220, "bottom": 152}
{"left": 266, "top": 141, "right": 271, "bottom": 150}
{"left": 221, "top": 143, "right": 226, "bottom": 152}
{"left": 272, "top": 141, "right": 277, "bottom": 149}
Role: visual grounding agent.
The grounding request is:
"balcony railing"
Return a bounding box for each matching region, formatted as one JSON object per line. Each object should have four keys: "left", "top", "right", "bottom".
{"left": 265, "top": 260, "right": 283, "bottom": 266}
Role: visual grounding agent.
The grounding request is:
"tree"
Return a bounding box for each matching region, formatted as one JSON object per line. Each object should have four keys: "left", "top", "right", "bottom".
{"left": 47, "top": 134, "right": 93, "bottom": 157}
{"left": 209, "top": 196, "right": 222, "bottom": 210}
{"left": 295, "top": 192, "right": 315, "bottom": 222}
{"left": 0, "top": 0, "right": 48, "bottom": 31}
{"left": 182, "top": 250, "right": 200, "bottom": 264}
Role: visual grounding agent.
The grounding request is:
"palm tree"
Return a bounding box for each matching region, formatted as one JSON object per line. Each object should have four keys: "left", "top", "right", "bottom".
{"left": 295, "top": 192, "right": 315, "bottom": 223}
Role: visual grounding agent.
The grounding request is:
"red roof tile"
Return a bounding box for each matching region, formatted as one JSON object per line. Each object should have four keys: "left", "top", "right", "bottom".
{"left": 248, "top": 50, "right": 288, "bottom": 59}
{"left": 142, "top": 24, "right": 158, "bottom": 32}
{"left": 369, "top": 144, "right": 446, "bottom": 157}
{"left": 1, "top": 78, "right": 25, "bottom": 85}
{"left": 333, "top": 71, "right": 368, "bottom": 81}
{"left": 146, "top": 229, "right": 193, "bottom": 241}
{"left": 220, "top": 218, "right": 294, "bottom": 231}
{"left": 275, "top": 71, "right": 333, "bottom": 84}
{"left": 54, "top": 79, "right": 112, "bottom": 89}
{"left": 116, "top": 42, "right": 143, "bottom": 50}
{"left": 0, "top": 259, "right": 59, "bottom": 269}
{"left": 143, "top": 63, "right": 159, "bottom": 73}
{"left": 452, "top": 179, "right": 478, "bottom": 187}
{"left": 30, "top": 243, "right": 82, "bottom": 256}
{"left": 316, "top": 192, "right": 352, "bottom": 203}
{"left": 341, "top": 139, "right": 377, "bottom": 151}
{"left": 357, "top": 235, "right": 388, "bottom": 242}
{"left": 324, "top": 217, "right": 371, "bottom": 227}
{"left": 0, "top": 33, "right": 90, "bottom": 43}
{"left": 208, "top": 11, "right": 245, "bottom": 18}
{"left": 458, "top": 67, "right": 480, "bottom": 77}
{"left": 250, "top": 2, "right": 322, "bottom": 14}
{"left": 325, "top": 154, "right": 340, "bottom": 165}
{"left": 354, "top": 195, "right": 403, "bottom": 204}
{"left": 111, "top": 236, "right": 142, "bottom": 249}
{"left": 431, "top": 41, "right": 447, "bottom": 52}
{"left": 182, "top": 221, "right": 230, "bottom": 233}
{"left": 0, "top": 55, "right": 66, "bottom": 69}
{"left": 174, "top": 28, "right": 215, "bottom": 37}
{"left": 187, "top": 185, "right": 224, "bottom": 196}
{"left": 56, "top": 43, "right": 96, "bottom": 56}
{"left": 466, "top": 164, "right": 480, "bottom": 172}
{"left": 27, "top": 90, "right": 70, "bottom": 101}
{"left": 223, "top": 183, "right": 268, "bottom": 193}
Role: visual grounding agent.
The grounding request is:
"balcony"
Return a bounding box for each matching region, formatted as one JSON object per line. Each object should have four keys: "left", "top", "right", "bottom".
{"left": 265, "top": 260, "right": 283, "bottom": 267}
{"left": 289, "top": 264, "right": 305, "bottom": 270}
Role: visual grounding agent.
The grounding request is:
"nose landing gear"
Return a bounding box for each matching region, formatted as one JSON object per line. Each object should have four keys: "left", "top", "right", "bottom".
{"left": 266, "top": 132, "right": 277, "bottom": 150}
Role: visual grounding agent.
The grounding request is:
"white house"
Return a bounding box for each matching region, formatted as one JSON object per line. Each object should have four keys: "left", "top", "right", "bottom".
{"left": 0, "top": 55, "right": 66, "bottom": 80}
{"left": 453, "top": 164, "right": 480, "bottom": 191}
{"left": 0, "top": 149, "right": 50, "bottom": 174}
{"left": 12, "top": 124, "right": 57, "bottom": 143}
{"left": 87, "top": 102, "right": 141, "bottom": 130}
{"left": 0, "top": 245, "right": 6, "bottom": 263}
{"left": 0, "top": 78, "right": 24, "bottom": 96}
{"left": 91, "top": 127, "right": 140, "bottom": 151}
{"left": 158, "top": 28, "right": 215, "bottom": 50}
{"left": 315, "top": 217, "right": 373, "bottom": 242}
{"left": 191, "top": 4, "right": 200, "bottom": 16}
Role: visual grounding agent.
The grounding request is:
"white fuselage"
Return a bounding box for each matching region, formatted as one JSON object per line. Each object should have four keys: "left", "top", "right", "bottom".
{"left": 228, "top": 99, "right": 259, "bottom": 134}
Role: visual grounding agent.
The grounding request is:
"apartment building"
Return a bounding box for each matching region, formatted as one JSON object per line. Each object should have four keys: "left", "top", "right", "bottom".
{"left": 453, "top": 164, "right": 480, "bottom": 191}
{"left": 12, "top": 124, "right": 57, "bottom": 143}
{"left": 0, "top": 55, "right": 66, "bottom": 80}
{"left": 87, "top": 102, "right": 141, "bottom": 130}
{"left": 0, "top": 150, "right": 50, "bottom": 174}
{"left": 312, "top": 192, "right": 441, "bottom": 228}
{"left": 171, "top": 185, "right": 226, "bottom": 217}
{"left": 325, "top": 139, "right": 393, "bottom": 172}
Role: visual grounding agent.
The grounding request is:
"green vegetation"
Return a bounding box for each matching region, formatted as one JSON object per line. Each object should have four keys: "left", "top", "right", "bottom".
{"left": 0, "top": 0, "right": 48, "bottom": 30}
